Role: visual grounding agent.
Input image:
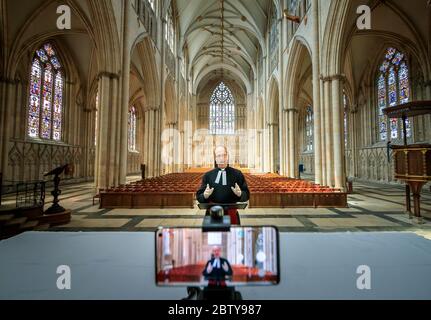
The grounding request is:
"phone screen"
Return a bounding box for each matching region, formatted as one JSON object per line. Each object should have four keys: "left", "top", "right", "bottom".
{"left": 155, "top": 226, "right": 280, "bottom": 286}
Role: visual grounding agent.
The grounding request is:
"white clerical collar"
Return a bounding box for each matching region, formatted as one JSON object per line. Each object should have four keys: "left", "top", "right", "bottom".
{"left": 215, "top": 169, "right": 227, "bottom": 185}
{"left": 212, "top": 258, "right": 221, "bottom": 268}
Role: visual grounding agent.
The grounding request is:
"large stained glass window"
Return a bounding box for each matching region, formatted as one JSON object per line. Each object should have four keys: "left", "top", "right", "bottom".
{"left": 27, "top": 43, "right": 64, "bottom": 141}
{"left": 305, "top": 106, "right": 313, "bottom": 152}
{"left": 165, "top": 6, "right": 174, "bottom": 53}
{"left": 377, "top": 47, "right": 411, "bottom": 141}
{"left": 209, "top": 82, "right": 235, "bottom": 135}
{"left": 269, "top": 3, "right": 279, "bottom": 72}
{"left": 128, "top": 106, "right": 137, "bottom": 151}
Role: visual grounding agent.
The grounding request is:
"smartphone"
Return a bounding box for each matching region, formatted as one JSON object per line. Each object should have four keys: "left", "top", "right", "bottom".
{"left": 155, "top": 226, "right": 280, "bottom": 286}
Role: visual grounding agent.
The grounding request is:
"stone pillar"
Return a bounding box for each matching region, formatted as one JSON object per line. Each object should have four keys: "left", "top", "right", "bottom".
{"left": 311, "top": 0, "right": 322, "bottom": 185}
{"left": 332, "top": 76, "right": 346, "bottom": 190}
{"left": 119, "top": 0, "right": 131, "bottom": 185}
{"left": 288, "top": 109, "right": 295, "bottom": 178}
{"left": 0, "top": 79, "right": 17, "bottom": 179}
{"left": 95, "top": 72, "right": 121, "bottom": 189}
{"left": 155, "top": 107, "right": 162, "bottom": 176}
{"left": 319, "top": 77, "right": 327, "bottom": 186}
{"left": 268, "top": 122, "right": 273, "bottom": 172}
{"left": 262, "top": 122, "right": 269, "bottom": 173}
{"left": 323, "top": 77, "right": 334, "bottom": 187}
{"left": 179, "top": 129, "right": 184, "bottom": 172}
{"left": 282, "top": 108, "right": 289, "bottom": 175}
{"left": 143, "top": 109, "right": 149, "bottom": 175}
{"left": 109, "top": 75, "right": 119, "bottom": 186}
{"left": 350, "top": 106, "right": 359, "bottom": 177}
{"left": 425, "top": 81, "right": 431, "bottom": 141}
{"left": 147, "top": 107, "right": 155, "bottom": 177}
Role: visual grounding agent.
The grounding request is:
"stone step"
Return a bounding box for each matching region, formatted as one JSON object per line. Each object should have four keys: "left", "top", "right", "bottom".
{"left": 33, "top": 223, "right": 50, "bottom": 231}
{"left": 0, "top": 214, "right": 15, "bottom": 227}
{"left": 19, "top": 220, "right": 39, "bottom": 232}
{"left": 4, "top": 217, "right": 27, "bottom": 226}
{"left": 38, "top": 210, "right": 71, "bottom": 226}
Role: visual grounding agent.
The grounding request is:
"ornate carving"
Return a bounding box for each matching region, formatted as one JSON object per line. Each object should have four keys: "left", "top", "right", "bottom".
{"left": 7, "top": 140, "right": 86, "bottom": 182}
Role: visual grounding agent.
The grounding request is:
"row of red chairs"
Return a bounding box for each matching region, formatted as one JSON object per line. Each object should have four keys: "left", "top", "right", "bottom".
{"left": 104, "top": 172, "right": 341, "bottom": 194}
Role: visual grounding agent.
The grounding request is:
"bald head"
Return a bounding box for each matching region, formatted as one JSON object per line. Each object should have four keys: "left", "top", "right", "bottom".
{"left": 214, "top": 146, "right": 229, "bottom": 169}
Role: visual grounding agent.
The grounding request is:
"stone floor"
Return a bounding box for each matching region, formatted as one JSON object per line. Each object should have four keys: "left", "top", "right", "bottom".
{"left": 2, "top": 176, "right": 431, "bottom": 235}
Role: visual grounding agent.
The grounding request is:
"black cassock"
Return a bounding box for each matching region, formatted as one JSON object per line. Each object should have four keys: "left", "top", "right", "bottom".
{"left": 202, "top": 257, "right": 233, "bottom": 287}
{"left": 196, "top": 166, "right": 250, "bottom": 224}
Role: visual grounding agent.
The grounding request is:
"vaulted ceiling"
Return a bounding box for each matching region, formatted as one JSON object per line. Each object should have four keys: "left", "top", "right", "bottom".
{"left": 176, "top": 0, "right": 274, "bottom": 94}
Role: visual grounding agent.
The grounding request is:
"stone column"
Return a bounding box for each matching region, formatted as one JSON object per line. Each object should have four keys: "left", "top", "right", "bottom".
{"left": 154, "top": 107, "right": 162, "bottom": 176}
{"left": 258, "top": 130, "right": 263, "bottom": 172}
{"left": 179, "top": 129, "right": 184, "bottom": 172}
{"left": 425, "top": 81, "right": 431, "bottom": 141}
{"left": 119, "top": 0, "right": 131, "bottom": 185}
{"left": 323, "top": 76, "right": 334, "bottom": 187}
{"left": 331, "top": 76, "right": 346, "bottom": 190}
{"left": 95, "top": 72, "right": 121, "bottom": 189}
{"left": 147, "top": 107, "right": 155, "bottom": 177}
{"left": 109, "top": 75, "right": 119, "bottom": 186}
{"left": 267, "top": 122, "right": 273, "bottom": 172}
{"left": 282, "top": 108, "right": 289, "bottom": 175}
{"left": 262, "top": 123, "right": 272, "bottom": 172}
{"left": 311, "top": 0, "right": 322, "bottom": 185}
{"left": 319, "top": 77, "right": 327, "bottom": 186}
{"left": 278, "top": 13, "right": 285, "bottom": 176}
{"left": 0, "top": 79, "right": 17, "bottom": 179}
{"left": 350, "top": 105, "right": 359, "bottom": 177}
{"left": 288, "top": 109, "right": 295, "bottom": 177}
{"left": 287, "top": 108, "right": 298, "bottom": 178}
{"left": 142, "top": 109, "right": 149, "bottom": 175}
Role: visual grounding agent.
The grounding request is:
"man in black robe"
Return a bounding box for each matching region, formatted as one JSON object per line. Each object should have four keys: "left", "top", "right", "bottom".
{"left": 202, "top": 246, "right": 233, "bottom": 287}
{"left": 196, "top": 146, "right": 250, "bottom": 224}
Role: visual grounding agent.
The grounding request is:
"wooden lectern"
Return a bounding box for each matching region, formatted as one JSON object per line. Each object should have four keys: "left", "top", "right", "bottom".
{"left": 383, "top": 101, "right": 431, "bottom": 223}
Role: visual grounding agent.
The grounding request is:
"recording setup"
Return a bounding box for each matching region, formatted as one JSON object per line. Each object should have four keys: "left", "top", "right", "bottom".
{"left": 155, "top": 203, "right": 280, "bottom": 301}
{"left": 1, "top": 0, "right": 431, "bottom": 311}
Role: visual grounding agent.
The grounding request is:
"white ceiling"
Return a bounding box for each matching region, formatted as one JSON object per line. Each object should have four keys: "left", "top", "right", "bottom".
{"left": 176, "top": 0, "right": 273, "bottom": 93}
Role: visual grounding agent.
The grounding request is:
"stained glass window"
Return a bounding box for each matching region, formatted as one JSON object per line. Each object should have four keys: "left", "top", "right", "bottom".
{"left": 28, "top": 59, "right": 42, "bottom": 138}
{"left": 305, "top": 106, "right": 313, "bottom": 152}
{"left": 378, "top": 74, "right": 387, "bottom": 141}
{"left": 269, "top": 4, "right": 279, "bottom": 54}
{"left": 147, "top": 0, "right": 154, "bottom": 10}
{"left": 209, "top": 82, "right": 235, "bottom": 135}
{"left": 27, "top": 43, "right": 63, "bottom": 140}
{"left": 165, "top": 7, "right": 174, "bottom": 53}
{"left": 128, "top": 106, "right": 137, "bottom": 151}
{"left": 52, "top": 71, "right": 63, "bottom": 141}
{"left": 377, "top": 47, "right": 411, "bottom": 141}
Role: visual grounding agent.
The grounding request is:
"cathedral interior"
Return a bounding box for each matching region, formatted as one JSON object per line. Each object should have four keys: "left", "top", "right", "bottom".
{"left": 0, "top": 0, "right": 431, "bottom": 300}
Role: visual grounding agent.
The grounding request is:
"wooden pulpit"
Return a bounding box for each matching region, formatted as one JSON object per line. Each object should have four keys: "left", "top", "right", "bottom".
{"left": 383, "top": 101, "right": 431, "bottom": 223}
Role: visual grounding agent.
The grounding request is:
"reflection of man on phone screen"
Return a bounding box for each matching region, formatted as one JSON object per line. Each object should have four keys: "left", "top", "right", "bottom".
{"left": 202, "top": 246, "right": 233, "bottom": 287}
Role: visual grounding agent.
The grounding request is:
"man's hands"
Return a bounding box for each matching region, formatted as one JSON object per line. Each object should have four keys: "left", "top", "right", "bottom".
{"left": 206, "top": 263, "right": 213, "bottom": 274}
{"left": 206, "top": 261, "right": 229, "bottom": 273}
{"left": 204, "top": 184, "right": 214, "bottom": 199}
{"left": 204, "top": 183, "right": 242, "bottom": 199}
{"left": 231, "top": 183, "right": 242, "bottom": 198}
{"left": 222, "top": 261, "right": 229, "bottom": 272}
